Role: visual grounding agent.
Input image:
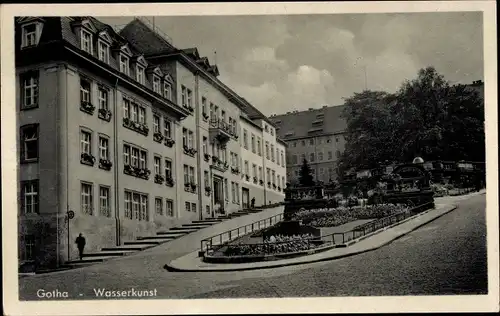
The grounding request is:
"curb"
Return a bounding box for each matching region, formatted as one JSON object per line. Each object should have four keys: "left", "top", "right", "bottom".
{"left": 165, "top": 204, "right": 458, "bottom": 272}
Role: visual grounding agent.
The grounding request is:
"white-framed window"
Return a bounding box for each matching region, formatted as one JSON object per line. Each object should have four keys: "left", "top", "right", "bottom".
{"left": 124, "top": 191, "right": 132, "bottom": 219}
{"left": 258, "top": 166, "right": 263, "bottom": 181}
{"left": 191, "top": 202, "right": 197, "bottom": 213}
{"left": 209, "top": 103, "right": 214, "bottom": 120}
{"left": 183, "top": 165, "right": 189, "bottom": 185}
{"left": 221, "top": 110, "right": 226, "bottom": 123}
{"left": 136, "top": 65, "right": 145, "bottom": 85}
{"left": 80, "top": 78, "right": 91, "bottom": 104}
{"left": 257, "top": 138, "right": 261, "bottom": 156}
{"left": 272, "top": 170, "right": 276, "bottom": 186}
{"left": 185, "top": 202, "right": 191, "bottom": 212}
{"left": 98, "top": 87, "right": 108, "bottom": 110}
{"left": 21, "top": 72, "right": 39, "bottom": 109}
{"left": 231, "top": 182, "right": 236, "bottom": 203}
{"left": 155, "top": 197, "right": 163, "bottom": 215}
{"left": 182, "top": 128, "right": 188, "bottom": 147}
{"left": 277, "top": 176, "right": 281, "bottom": 188}
{"left": 138, "top": 106, "right": 146, "bottom": 124}
{"left": 140, "top": 194, "right": 148, "bottom": 221}
{"left": 271, "top": 144, "right": 275, "bottom": 162}
{"left": 163, "top": 119, "right": 171, "bottom": 138}
{"left": 265, "top": 142, "right": 269, "bottom": 159}
{"left": 201, "top": 97, "right": 207, "bottom": 115}
{"left": 21, "top": 23, "right": 40, "bottom": 48}
{"left": 80, "top": 29, "right": 93, "bottom": 54}
{"left": 20, "top": 124, "right": 39, "bottom": 162}
{"left": 123, "top": 144, "right": 130, "bottom": 165}
{"left": 99, "top": 136, "right": 109, "bottom": 160}
{"left": 153, "top": 76, "right": 161, "bottom": 93}
{"left": 328, "top": 151, "right": 333, "bottom": 160}
{"left": 119, "top": 54, "right": 130, "bottom": 76}
{"left": 154, "top": 156, "right": 161, "bottom": 175}
{"left": 153, "top": 115, "right": 160, "bottom": 134}
{"left": 282, "top": 176, "right": 285, "bottom": 188}
{"left": 181, "top": 85, "right": 187, "bottom": 107}
{"left": 204, "top": 171, "right": 209, "bottom": 187}
{"left": 99, "top": 186, "right": 111, "bottom": 217}
{"left": 165, "top": 159, "right": 172, "bottom": 178}
{"left": 244, "top": 160, "right": 249, "bottom": 176}
{"left": 189, "top": 166, "right": 195, "bottom": 184}
{"left": 131, "top": 147, "right": 139, "bottom": 167}
{"left": 166, "top": 199, "right": 174, "bottom": 217}
{"left": 98, "top": 40, "right": 110, "bottom": 64}
{"left": 188, "top": 131, "right": 194, "bottom": 148}
{"left": 224, "top": 178, "right": 229, "bottom": 201}
{"left": 139, "top": 150, "right": 147, "bottom": 169}
{"left": 21, "top": 180, "right": 39, "bottom": 214}
{"left": 132, "top": 193, "right": 140, "bottom": 220}
{"left": 310, "top": 153, "right": 315, "bottom": 162}
{"left": 187, "top": 88, "right": 192, "bottom": 108}
{"left": 281, "top": 151, "right": 285, "bottom": 166}
{"left": 243, "top": 130, "right": 248, "bottom": 149}
{"left": 235, "top": 183, "right": 240, "bottom": 203}
{"left": 251, "top": 134, "right": 256, "bottom": 153}
{"left": 266, "top": 168, "right": 270, "bottom": 185}
{"left": 81, "top": 182, "right": 93, "bottom": 215}
{"left": 202, "top": 137, "right": 208, "bottom": 154}
{"left": 164, "top": 82, "right": 172, "bottom": 100}
{"left": 123, "top": 98, "right": 130, "bottom": 119}
{"left": 252, "top": 164, "right": 257, "bottom": 178}
{"left": 80, "top": 130, "right": 92, "bottom": 155}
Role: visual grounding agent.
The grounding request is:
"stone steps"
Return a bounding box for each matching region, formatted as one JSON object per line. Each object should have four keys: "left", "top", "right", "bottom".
{"left": 101, "top": 245, "right": 151, "bottom": 252}
{"left": 83, "top": 251, "right": 129, "bottom": 257}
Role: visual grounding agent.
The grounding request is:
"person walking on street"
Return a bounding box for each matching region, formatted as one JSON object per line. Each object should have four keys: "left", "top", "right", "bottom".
{"left": 75, "top": 233, "right": 86, "bottom": 261}
{"left": 251, "top": 197, "right": 255, "bottom": 208}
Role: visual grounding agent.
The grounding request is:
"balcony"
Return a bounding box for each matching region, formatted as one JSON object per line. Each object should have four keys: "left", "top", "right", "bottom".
{"left": 211, "top": 156, "right": 229, "bottom": 172}
{"left": 209, "top": 119, "right": 237, "bottom": 144}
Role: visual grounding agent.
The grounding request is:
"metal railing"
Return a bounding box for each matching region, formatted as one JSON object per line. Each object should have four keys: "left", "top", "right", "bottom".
{"left": 200, "top": 212, "right": 284, "bottom": 254}
{"left": 204, "top": 202, "right": 433, "bottom": 257}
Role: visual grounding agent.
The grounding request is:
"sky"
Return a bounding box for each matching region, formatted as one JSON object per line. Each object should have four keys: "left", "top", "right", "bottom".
{"left": 100, "top": 12, "right": 483, "bottom": 116}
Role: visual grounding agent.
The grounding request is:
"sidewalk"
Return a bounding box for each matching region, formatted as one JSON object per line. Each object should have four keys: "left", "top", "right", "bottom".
{"left": 166, "top": 202, "right": 459, "bottom": 272}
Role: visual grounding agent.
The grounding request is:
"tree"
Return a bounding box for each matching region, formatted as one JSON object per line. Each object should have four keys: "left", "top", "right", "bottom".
{"left": 299, "top": 159, "right": 315, "bottom": 187}
{"left": 339, "top": 66, "right": 485, "bottom": 174}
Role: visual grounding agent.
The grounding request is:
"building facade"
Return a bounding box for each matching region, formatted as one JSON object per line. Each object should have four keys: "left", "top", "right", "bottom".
{"left": 269, "top": 105, "right": 347, "bottom": 185}
{"left": 16, "top": 16, "right": 285, "bottom": 268}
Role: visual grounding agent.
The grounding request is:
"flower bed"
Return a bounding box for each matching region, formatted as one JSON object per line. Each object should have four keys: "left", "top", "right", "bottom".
{"left": 222, "top": 233, "right": 319, "bottom": 256}
{"left": 291, "top": 204, "right": 407, "bottom": 227}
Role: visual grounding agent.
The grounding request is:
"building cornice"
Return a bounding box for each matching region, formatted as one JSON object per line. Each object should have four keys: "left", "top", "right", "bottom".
{"left": 240, "top": 114, "right": 262, "bottom": 131}
{"left": 279, "top": 130, "right": 347, "bottom": 142}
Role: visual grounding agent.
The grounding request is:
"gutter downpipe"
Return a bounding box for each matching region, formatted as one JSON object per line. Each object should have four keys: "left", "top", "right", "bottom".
{"left": 65, "top": 65, "right": 70, "bottom": 263}
{"left": 195, "top": 72, "right": 203, "bottom": 220}
{"left": 263, "top": 140, "right": 267, "bottom": 206}
{"left": 114, "top": 78, "right": 120, "bottom": 246}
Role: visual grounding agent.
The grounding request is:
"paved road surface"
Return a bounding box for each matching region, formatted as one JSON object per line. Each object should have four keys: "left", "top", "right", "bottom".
{"left": 18, "top": 194, "right": 487, "bottom": 299}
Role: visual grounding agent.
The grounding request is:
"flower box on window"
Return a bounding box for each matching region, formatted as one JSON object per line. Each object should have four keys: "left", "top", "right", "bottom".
{"left": 190, "top": 183, "right": 197, "bottom": 191}
{"left": 272, "top": 184, "right": 277, "bottom": 189}
{"left": 183, "top": 146, "right": 197, "bottom": 157}
{"left": 80, "top": 153, "right": 96, "bottom": 166}
{"left": 202, "top": 113, "right": 209, "bottom": 121}
{"left": 204, "top": 153, "right": 211, "bottom": 162}
{"left": 80, "top": 101, "right": 95, "bottom": 115}
{"left": 277, "top": 186, "right": 281, "bottom": 191}
{"left": 212, "top": 156, "right": 218, "bottom": 163}
{"left": 231, "top": 167, "right": 240, "bottom": 175}
{"left": 123, "top": 118, "right": 149, "bottom": 136}
{"left": 245, "top": 175, "right": 250, "bottom": 181}
{"left": 98, "top": 108, "right": 112, "bottom": 122}
{"left": 187, "top": 105, "right": 194, "bottom": 113}
{"left": 165, "top": 176, "right": 174, "bottom": 187}
{"left": 205, "top": 186, "right": 211, "bottom": 196}
{"left": 153, "top": 132, "right": 164, "bottom": 143}
{"left": 99, "top": 159, "right": 112, "bottom": 170}
{"left": 253, "top": 177, "right": 258, "bottom": 184}
{"left": 154, "top": 174, "right": 165, "bottom": 184}
{"left": 164, "top": 138, "right": 175, "bottom": 147}
{"left": 123, "top": 164, "right": 150, "bottom": 180}
{"left": 260, "top": 179, "right": 264, "bottom": 186}
{"left": 267, "top": 181, "right": 271, "bottom": 187}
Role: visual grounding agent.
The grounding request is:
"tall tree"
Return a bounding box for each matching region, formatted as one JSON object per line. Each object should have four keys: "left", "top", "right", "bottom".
{"left": 299, "top": 159, "right": 315, "bottom": 187}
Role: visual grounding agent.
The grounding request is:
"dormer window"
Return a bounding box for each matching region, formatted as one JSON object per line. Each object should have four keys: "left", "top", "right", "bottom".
{"left": 21, "top": 22, "right": 43, "bottom": 49}
{"left": 98, "top": 41, "right": 110, "bottom": 64}
{"left": 164, "top": 81, "right": 172, "bottom": 100}
{"left": 136, "top": 65, "right": 145, "bottom": 85}
{"left": 80, "top": 29, "right": 93, "bottom": 54}
{"left": 120, "top": 55, "right": 130, "bottom": 76}
{"left": 153, "top": 76, "right": 161, "bottom": 94}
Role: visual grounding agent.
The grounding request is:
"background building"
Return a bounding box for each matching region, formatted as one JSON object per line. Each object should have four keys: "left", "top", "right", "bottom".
{"left": 16, "top": 16, "right": 284, "bottom": 268}
{"left": 269, "top": 105, "right": 347, "bottom": 185}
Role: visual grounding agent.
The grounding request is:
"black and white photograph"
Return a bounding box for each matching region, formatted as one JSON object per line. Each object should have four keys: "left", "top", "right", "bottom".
{"left": 2, "top": 1, "right": 498, "bottom": 315}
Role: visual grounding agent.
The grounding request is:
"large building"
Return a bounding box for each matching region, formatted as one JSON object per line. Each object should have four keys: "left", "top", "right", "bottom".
{"left": 269, "top": 105, "right": 347, "bottom": 185}
{"left": 16, "top": 16, "right": 286, "bottom": 268}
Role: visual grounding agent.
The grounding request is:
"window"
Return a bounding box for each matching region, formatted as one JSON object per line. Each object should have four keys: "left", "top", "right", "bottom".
{"left": 224, "top": 179, "right": 229, "bottom": 201}
{"left": 258, "top": 167, "right": 263, "bottom": 181}
{"left": 123, "top": 144, "right": 130, "bottom": 165}
{"left": 21, "top": 23, "right": 39, "bottom": 48}
{"left": 23, "top": 235, "right": 35, "bottom": 261}
{"left": 336, "top": 150, "right": 341, "bottom": 158}
{"left": 191, "top": 203, "right": 197, "bottom": 213}
{"left": 318, "top": 152, "right": 323, "bottom": 161}
{"left": 155, "top": 197, "right": 163, "bottom": 215}
{"left": 251, "top": 134, "right": 256, "bottom": 153}
{"left": 154, "top": 156, "right": 161, "bottom": 175}
{"left": 318, "top": 138, "right": 323, "bottom": 145}
{"left": 231, "top": 182, "right": 236, "bottom": 203}
{"left": 133, "top": 193, "right": 140, "bottom": 220}
{"left": 309, "top": 139, "right": 314, "bottom": 146}
{"left": 204, "top": 171, "right": 209, "bottom": 187}
{"left": 185, "top": 202, "right": 191, "bottom": 212}
{"left": 328, "top": 151, "right": 333, "bottom": 160}
{"left": 252, "top": 164, "right": 257, "bottom": 178}
{"left": 319, "top": 167, "right": 324, "bottom": 175}
{"left": 80, "top": 29, "right": 93, "bottom": 54}
{"left": 202, "top": 97, "right": 207, "bottom": 115}
{"left": 206, "top": 205, "right": 210, "bottom": 214}
{"left": 221, "top": 110, "right": 226, "bottom": 123}
{"left": 336, "top": 137, "right": 339, "bottom": 143}
{"left": 165, "top": 159, "right": 172, "bottom": 178}
{"left": 243, "top": 130, "right": 248, "bottom": 149}
{"left": 98, "top": 40, "right": 110, "bottom": 64}
{"left": 244, "top": 160, "right": 249, "bottom": 176}
{"left": 152, "top": 76, "right": 161, "bottom": 93}
{"left": 98, "top": 87, "right": 108, "bottom": 110}
{"left": 183, "top": 165, "right": 189, "bottom": 185}
{"left": 265, "top": 142, "right": 269, "bottom": 159}
{"left": 277, "top": 176, "right": 281, "bottom": 188}
{"left": 166, "top": 199, "right": 174, "bottom": 217}
{"left": 270, "top": 128, "right": 274, "bottom": 136}
{"left": 187, "top": 88, "right": 193, "bottom": 108}
{"left": 209, "top": 103, "right": 214, "bottom": 120}
{"left": 21, "top": 72, "right": 39, "bottom": 109}
{"left": 124, "top": 191, "right": 132, "bottom": 219}
{"left": 21, "top": 180, "right": 39, "bottom": 214}
{"left": 140, "top": 194, "right": 148, "bottom": 221}
{"left": 257, "top": 138, "right": 261, "bottom": 156}
{"left": 99, "top": 186, "right": 111, "bottom": 217}
{"left": 301, "top": 140, "right": 305, "bottom": 146}
{"left": 182, "top": 128, "right": 188, "bottom": 147}
{"left": 189, "top": 166, "right": 195, "bottom": 184}
{"left": 138, "top": 106, "right": 146, "bottom": 125}
{"left": 272, "top": 170, "right": 276, "bottom": 186}
{"left": 301, "top": 153, "right": 306, "bottom": 162}
{"left": 80, "top": 130, "right": 92, "bottom": 155}
{"left": 188, "top": 131, "right": 194, "bottom": 148}
{"left": 153, "top": 115, "right": 160, "bottom": 134}
{"left": 181, "top": 85, "right": 187, "bottom": 107}
{"left": 235, "top": 183, "right": 240, "bottom": 203}
{"left": 20, "top": 124, "right": 39, "bottom": 162}
{"left": 119, "top": 55, "right": 130, "bottom": 76}
{"left": 136, "top": 65, "right": 145, "bottom": 85}
{"left": 163, "top": 119, "right": 171, "bottom": 138}
{"left": 99, "top": 136, "right": 109, "bottom": 160}
{"left": 266, "top": 168, "right": 270, "bottom": 185}
{"left": 80, "top": 79, "right": 91, "bottom": 104}
{"left": 281, "top": 151, "right": 285, "bottom": 166}
{"left": 292, "top": 155, "right": 297, "bottom": 165}
{"left": 123, "top": 98, "right": 130, "bottom": 119}
{"left": 292, "top": 141, "right": 297, "bottom": 147}
{"left": 139, "top": 150, "right": 147, "bottom": 169}
{"left": 310, "top": 153, "right": 315, "bottom": 162}
{"left": 164, "top": 82, "right": 172, "bottom": 100}
{"left": 81, "top": 182, "right": 93, "bottom": 215}
{"left": 282, "top": 176, "right": 285, "bottom": 188}
{"left": 202, "top": 137, "right": 208, "bottom": 154}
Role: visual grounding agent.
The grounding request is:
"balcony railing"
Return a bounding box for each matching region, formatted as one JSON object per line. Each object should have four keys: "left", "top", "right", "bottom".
{"left": 209, "top": 119, "right": 237, "bottom": 141}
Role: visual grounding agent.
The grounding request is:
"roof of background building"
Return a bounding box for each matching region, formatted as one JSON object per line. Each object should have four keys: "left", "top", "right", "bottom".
{"left": 269, "top": 105, "right": 348, "bottom": 141}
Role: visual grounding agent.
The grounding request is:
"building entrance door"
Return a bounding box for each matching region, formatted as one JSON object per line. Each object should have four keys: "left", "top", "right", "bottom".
{"left": 213, "top": 176, "right": 224, "bottom": 215}
{"left": 242, "top": 187, "right": 250, "bottom": 209}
